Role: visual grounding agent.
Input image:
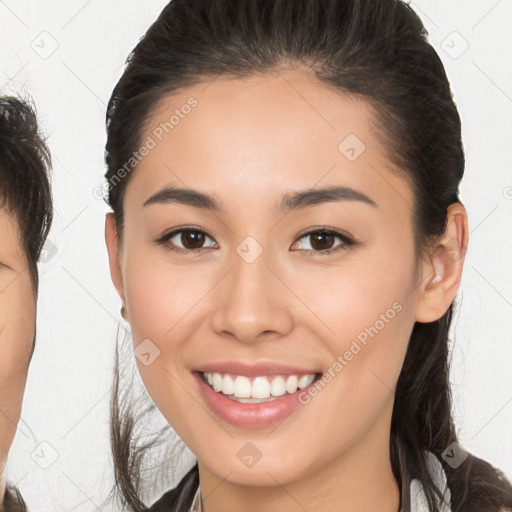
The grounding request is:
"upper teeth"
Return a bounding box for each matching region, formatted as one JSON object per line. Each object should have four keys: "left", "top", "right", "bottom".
{"left": 203, "top": 372, "right": 316, "bottom": 399}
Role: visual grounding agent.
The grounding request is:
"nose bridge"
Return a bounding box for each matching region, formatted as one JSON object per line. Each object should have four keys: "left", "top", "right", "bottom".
{"left": 211, "top": 236, "right": 293, "bottom": 343}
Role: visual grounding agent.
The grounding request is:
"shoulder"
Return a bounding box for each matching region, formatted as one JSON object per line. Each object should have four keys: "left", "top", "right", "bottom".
{"left": 146, "top": 463, "right": 199, "bottom": 512}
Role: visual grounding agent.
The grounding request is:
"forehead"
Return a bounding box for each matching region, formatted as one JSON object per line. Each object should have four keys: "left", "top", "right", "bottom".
{"left": 124, "top": 70, "right": 414, "bottom": 215}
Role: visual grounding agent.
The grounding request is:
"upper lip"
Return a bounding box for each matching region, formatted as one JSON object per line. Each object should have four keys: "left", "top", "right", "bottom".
{"left": 193, "top": 361, "right": 321, "bottom": 377}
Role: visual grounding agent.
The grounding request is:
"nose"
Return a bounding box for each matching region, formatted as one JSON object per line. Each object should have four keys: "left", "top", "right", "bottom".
{"left": 211, "top": 245, "right": 294, "bottom": 345}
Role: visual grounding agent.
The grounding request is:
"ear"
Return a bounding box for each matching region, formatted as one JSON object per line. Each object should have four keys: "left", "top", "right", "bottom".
{"left": 415, "top": 202, "right": 469, "bottom": 323}
{"left": 104, "top": 213, "right": 127, "bottom": 316}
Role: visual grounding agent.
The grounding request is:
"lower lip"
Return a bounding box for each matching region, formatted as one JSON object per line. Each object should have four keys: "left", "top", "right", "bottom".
{"left": 193, "top": 372, "right": 315, "bottom": 429}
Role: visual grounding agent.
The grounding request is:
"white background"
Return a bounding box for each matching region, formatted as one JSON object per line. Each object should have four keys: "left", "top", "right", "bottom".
{"left": 1, "top": 1, "right": 511, "bottom": 510}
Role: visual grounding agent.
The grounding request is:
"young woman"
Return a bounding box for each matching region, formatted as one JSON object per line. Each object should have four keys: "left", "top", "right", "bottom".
{"left": 103, "top": 0, "right": 512, "bottom": 510}
{"left": 0, "top": 96, "right": 53, "bottom": 511}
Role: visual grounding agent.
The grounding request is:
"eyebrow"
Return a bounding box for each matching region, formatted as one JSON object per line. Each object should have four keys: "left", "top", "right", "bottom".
{"left": 143, "top": 185, "right": 377, "bottom": 212}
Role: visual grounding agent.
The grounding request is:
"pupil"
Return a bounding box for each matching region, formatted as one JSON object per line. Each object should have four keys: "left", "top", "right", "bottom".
{"left": 183, "top": 230, "right": 205, "bottom": 249}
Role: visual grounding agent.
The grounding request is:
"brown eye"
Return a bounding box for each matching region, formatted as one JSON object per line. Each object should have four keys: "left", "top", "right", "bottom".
{"left": 292, "top": 228, "right": 355, "bottom": 255}
{"left": 156, "top": 227, "right": 218, "bottom": 253}
{"left": 179, "top": 229, "right": 206, "bottom": 249}
{"left": 308, "top": 232, "right": 336, "bottom": 251}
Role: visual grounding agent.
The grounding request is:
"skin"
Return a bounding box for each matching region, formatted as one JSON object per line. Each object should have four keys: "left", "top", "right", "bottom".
{"left": 0, "top": 208, "right": 35, "bottom": 503}
{"left": 105, "top": 69, "right": 468, "bottom": 512}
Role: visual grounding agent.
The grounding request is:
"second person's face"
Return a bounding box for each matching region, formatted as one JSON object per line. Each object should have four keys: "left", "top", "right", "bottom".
{"left": 0, "top": 207, "right": 35, "bottom": 469}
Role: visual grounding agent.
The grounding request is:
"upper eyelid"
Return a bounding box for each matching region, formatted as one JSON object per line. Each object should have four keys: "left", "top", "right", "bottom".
{"left": 295, "top": 226, "right": 351, "bottom": 239}
{"left": 162, "top": 226, "right": 350, "bottom": 239}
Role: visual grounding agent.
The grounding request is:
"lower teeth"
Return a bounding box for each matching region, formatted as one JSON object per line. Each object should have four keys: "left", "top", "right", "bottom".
{"left": 225, "top": 394, "right": 284, "bottom": 403}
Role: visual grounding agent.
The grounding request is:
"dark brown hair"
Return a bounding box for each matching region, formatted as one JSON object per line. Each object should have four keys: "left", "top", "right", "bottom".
{"left": 103, "top": 1, "right": 512, "bottom": 510}
{"left": 0, "top": 95, "right": 53, "bottom": 294}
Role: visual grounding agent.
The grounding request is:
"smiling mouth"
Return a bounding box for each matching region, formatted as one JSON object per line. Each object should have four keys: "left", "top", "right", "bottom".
{"left": 200, "top": 371, "right": 322, "bottom": 403}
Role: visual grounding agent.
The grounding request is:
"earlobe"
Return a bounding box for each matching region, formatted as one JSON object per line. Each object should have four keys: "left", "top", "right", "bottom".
{"left": 415, "top": 202, "right": 469, "bottom": 323}
{"left": 104, "top": 213, "right": 126, "bottom": 308}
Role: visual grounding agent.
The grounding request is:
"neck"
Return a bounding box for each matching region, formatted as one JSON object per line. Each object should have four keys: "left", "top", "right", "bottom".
{"left": 197, "top": 414, "right": 400, "bottom": 512}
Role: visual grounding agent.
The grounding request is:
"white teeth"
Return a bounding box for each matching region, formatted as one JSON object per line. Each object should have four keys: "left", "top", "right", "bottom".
{"left": 270, "top": 376, "right": 286, "bottom": 397}
{"left": 298, "top": 374, "right": 315, "bottom": 389}
{"left": 233, "top": 376, "right": 252, "bottom": 398}
{"left": 251, "top": 376, "right": 271, "bottom": 399}
{"left": 203, "top": 371, "right": 317, "bottom": 400}
{"left": 228, "top": 396, "right": 279, "bottom": 403}
{"left": 221, "top": 374, "right": 234, "bottom": 395}
{"left": 285, "top": 375, "right": 298, "bottom": 394}
{"left": 212, "top": 372, "right": 223, "bottom": 392}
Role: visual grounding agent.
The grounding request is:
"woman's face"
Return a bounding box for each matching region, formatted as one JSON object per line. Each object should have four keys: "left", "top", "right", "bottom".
{"left": 0, "top": 208, "right": 35, "bottom": 469}
{"left": 106, "top": 70, "right": 437, "bottom": 487}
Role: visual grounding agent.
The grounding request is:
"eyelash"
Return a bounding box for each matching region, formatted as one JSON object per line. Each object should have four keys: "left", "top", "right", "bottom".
{"left": 155, "top": 226, "right": 357, "bottom": 256}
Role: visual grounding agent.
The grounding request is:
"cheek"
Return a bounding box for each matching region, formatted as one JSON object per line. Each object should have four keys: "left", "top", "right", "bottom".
{"left": 293, "top": 244, "right": 417, "bottom": 351}
{"left": 122, "top": 250, "right": 212, "bottom": 416}
{"left": 290, "top": 250, "right": 417, "bottom": 423}
{"left": 0, "top": 278, "right": 35, "bottom": 372}
{"left": 123, "top": 253, "right": 209, "bottom": 344}
{"left": 0, "top": 280, "right": 35, "bottom": 458}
